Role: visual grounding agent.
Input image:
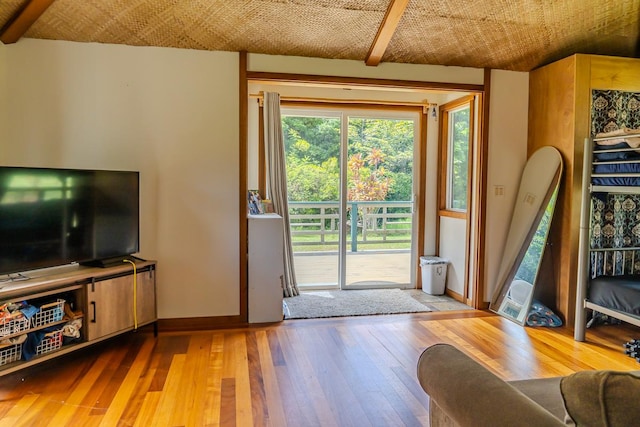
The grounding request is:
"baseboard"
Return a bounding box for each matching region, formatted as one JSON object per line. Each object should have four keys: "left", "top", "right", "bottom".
{"left": 157, "top": 315, "right": 283, "bottom": 331}
{"left": 445, "top": 288, "right": 464, "bottom": 303}
{"left": 476, "top": 301, "right": 490, "bottom": 310}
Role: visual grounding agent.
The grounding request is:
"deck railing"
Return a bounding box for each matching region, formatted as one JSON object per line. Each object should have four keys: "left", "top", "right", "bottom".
{"left": 288, "top": 201, "right": 412, "bottom": 252}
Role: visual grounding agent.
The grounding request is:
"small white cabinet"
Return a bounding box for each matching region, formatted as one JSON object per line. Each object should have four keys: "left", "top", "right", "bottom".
{"left": 247, "top": 214, "right": 284, "bottom": 323}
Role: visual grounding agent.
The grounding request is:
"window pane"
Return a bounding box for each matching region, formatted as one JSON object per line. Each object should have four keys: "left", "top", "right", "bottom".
{"left": 448, "top": 107, "right": 469, "bottom": 211}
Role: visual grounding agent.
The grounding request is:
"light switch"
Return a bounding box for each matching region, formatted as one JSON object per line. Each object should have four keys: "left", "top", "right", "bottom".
{"left": 524, "top": 192, "right": 537, "bottom": 205}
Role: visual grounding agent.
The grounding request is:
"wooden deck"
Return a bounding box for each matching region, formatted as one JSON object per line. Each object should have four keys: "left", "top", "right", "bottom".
{"left": 293, "top": 251, "right": 412, "bottom": 288}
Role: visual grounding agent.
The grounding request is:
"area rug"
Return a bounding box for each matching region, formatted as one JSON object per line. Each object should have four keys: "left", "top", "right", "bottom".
{"left": 283, "top": 288, "right": 433, "bottom": 319}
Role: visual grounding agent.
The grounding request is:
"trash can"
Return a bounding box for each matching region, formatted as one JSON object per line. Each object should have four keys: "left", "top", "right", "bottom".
{"left": 420, "top": 256, "right": 449, "bottom": 295}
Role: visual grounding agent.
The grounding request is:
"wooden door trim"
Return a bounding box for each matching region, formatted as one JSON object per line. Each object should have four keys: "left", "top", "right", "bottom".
{"left": 437, "top": 94, "right": 477, "bottom": 303}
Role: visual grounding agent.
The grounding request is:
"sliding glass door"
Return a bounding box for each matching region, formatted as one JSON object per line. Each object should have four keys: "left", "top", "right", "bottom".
{"left": 282, "top": 112, "right": 341, "bottom": 288}
{"left": 283, "top": 108, "right": 418, "bottom": 290}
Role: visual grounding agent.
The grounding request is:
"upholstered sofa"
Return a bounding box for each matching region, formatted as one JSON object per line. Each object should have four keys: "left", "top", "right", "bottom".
{"left": 416, "top": 343, "right": 640, "bottom": 427}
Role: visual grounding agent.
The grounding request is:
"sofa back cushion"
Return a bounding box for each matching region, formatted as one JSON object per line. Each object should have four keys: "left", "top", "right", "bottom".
{"left": 418, "top": 343, "right": 565, "bottom": 426}
{"left": 560, "top": 370, "right": 640, "bottom": 426}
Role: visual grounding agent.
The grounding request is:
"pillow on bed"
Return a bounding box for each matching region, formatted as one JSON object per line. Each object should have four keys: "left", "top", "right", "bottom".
{"left": 594, "top": 142, "right": 640, "bottom": 160}
{"left": 560, "top": 370, "right": 640, "bottom": 427}
{"left": 596, "top": 127, "right": 640, "bottom": 138}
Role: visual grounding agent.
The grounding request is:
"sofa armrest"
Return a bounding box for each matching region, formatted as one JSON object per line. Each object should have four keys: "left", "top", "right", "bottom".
{"left": 417, "top": 344, "right": 565, "bottom": 427}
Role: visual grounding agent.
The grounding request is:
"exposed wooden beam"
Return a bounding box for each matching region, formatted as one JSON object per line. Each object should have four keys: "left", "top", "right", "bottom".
{"left": 247, "top": 71, "right": 485, "bottom": 93}
{"left": 365, "top": 0, "right": 410, "bottom": 66}
{"left": 0, "top": 0, "right": 55, "bottom": 44}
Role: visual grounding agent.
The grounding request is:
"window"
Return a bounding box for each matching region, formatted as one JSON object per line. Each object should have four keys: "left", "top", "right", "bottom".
{"left": 439, "top": 96, "right": 474, "bottom": 215}
{"left": 447, "top": 105, "right": 470, "bottom": 211}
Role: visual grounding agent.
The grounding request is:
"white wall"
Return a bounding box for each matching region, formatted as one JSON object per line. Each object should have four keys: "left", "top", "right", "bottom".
{"left": 1, "top": 39, "right": 240, "bottom": 319}
{"left": 438, "top": 217, "right": 467, "bottom": 295}
{"left": 484, "top": 69, "right": 530, "bottom": 301}
{"left": 0, "top": 40, "right": 528, "bottom": 317}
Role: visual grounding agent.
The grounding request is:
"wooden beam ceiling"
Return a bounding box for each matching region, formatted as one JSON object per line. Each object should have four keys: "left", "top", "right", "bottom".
{"left": 0, "top": 0, "right": 55, "bottom": 44}
{"left": 365, "top": 0, "right": 409, "bottom": 66}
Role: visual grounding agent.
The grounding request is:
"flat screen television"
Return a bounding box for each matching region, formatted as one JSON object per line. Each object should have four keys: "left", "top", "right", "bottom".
{"left": 0, "top": 166, "right": 139, "bottom": 276}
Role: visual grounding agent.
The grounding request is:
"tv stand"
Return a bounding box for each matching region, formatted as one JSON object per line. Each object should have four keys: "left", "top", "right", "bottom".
{"left": 0, "top": 260, "right": 157, "bottom": 376}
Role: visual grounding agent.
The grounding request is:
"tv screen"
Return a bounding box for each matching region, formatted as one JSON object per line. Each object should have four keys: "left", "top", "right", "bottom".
{"left": 0, "top": 166, "right": 139, "bottom": 275}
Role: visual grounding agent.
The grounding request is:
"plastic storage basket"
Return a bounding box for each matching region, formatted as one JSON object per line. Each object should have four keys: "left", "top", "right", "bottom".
{"left": 0, "top": 316, "right": 30, "bottom": 337}
{"left": 32, "top": 299, "right": 65, "bottom": 328}
{"left": 0, "top": 342, "right": 22, "bottom": 366}
{"left": 35, "top": 329, "right": 63, "bottom": 356}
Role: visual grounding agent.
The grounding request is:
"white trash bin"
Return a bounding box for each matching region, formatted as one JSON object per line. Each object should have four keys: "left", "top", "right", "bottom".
{"left": 420, "top": 256, "right": 449, "bottom": 295}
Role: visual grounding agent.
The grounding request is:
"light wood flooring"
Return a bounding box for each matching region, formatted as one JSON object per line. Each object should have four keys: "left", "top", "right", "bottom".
{"left": 1, "top": 310, "right": 639, "bottom": 426}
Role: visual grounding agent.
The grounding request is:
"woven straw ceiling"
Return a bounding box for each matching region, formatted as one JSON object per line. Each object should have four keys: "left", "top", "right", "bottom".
{"left": 1, "top": 0, "right": 638, "bottom": 71}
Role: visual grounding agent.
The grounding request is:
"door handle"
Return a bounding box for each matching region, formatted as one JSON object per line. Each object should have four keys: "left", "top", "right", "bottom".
{"left": 90, "top": 301, "right": 96, "bottom": 323}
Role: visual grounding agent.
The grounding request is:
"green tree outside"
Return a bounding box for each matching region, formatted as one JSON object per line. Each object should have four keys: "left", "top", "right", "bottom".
{"left": 282, "top": 115, "right": 414, "bottom": 203}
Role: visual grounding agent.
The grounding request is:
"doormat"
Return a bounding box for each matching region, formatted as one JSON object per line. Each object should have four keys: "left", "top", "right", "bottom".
{"left": 283, "top": 288, "right": 435, "bottom": 319}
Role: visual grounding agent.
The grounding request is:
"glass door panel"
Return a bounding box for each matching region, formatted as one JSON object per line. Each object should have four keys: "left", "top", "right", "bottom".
{"left": 343, "top": 116, "right": 416, "bottom": 289}
{"left": 282, "top": 114, "right": 341, "bottom": 289}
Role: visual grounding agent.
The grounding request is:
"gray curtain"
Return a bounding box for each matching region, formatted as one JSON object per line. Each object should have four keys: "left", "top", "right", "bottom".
{"left": 263, "top": 92, "right": 299, "bottom": 297}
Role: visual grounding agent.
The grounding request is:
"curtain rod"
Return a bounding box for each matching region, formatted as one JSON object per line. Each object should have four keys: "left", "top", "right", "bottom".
{"left": 249, "top": 92, "right": 436, "bottom": 111}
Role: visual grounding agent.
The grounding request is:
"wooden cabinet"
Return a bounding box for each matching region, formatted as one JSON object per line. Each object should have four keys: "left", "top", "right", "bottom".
{"left": 136, "top": 268, "right": 157, "bottom": 326}
{"left": 528, "top": 54, "right": 640, "bottom": 326}
{"left": 87, "top": 266, "right": 157, "bottom": 340}
{"left": 0, "top": 261, "right": 156, "bottom": 376}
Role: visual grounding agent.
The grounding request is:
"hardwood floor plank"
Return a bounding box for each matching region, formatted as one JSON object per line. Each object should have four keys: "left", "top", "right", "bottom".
{"left": 149, "top": 334, "right": 190, "bottom": 392}
{"left": 98, "top": 337, "right": 155, "bottom": 426}
{"left": 255, "top": 330, "right": 287, "bottom": 427}
{"left": 203, "top": 333, "right": 224, "bottom": 425}
{"left": 167, "top": 334, "right": 208, "bottom": 426}
{"left": 119, "top": 364, "right": 157, "bottom": 426}
{"left": 266, "top": 329, "right": 286, "bottom": 367}
{"left": 275, "top": 328, "right": 335, "bottom": 426}
{"left": 0, "top": 394, "right": 39, "bottom": 426}
{"left": 246, "top": 331, "right": 269, "bottom": 426}
{"left": 150, "top": 353, "right": 186, "bottom": 426}
{"left": 47, "top": 348, "right": 115, "bottom": 426}
{"left": 81, "top": 341, "right": 132, "bottom": 416}
{"left": 133, "top": 391, "right": 161, "bottom": 427}
{"left": 299, "top": 327, "right": 374, "bottom": 427}
{"left": 327, "top": 326, "right": 425, "bottom": 426}
{"left": 348, "top": 325, "right": 430, "bottom": 420}
{"left": 12, "top": 394, "right": 62, "bottom": 427}
{"left": 184, "top": 333, "right": 215, "bottom": 427}
{"left": 231, "top": 332, "right": 253, "bottom": 427}
{"left": 1, "top": 311, "right": 640, "bottom": 426}
{"left": 91, "top": 337, "right": 146, "bottom": 417}
{"left": 219, "top": 377, "right": 236, "bottom": 427}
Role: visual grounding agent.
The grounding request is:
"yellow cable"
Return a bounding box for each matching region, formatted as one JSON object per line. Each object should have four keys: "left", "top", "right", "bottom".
{"left": 123, "top": 259, "right": 138, "bottom": 330}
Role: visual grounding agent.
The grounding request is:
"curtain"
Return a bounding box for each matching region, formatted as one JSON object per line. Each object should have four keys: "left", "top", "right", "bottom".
{"left": 263, "top": 92, "right": 299, "bottom": 297}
